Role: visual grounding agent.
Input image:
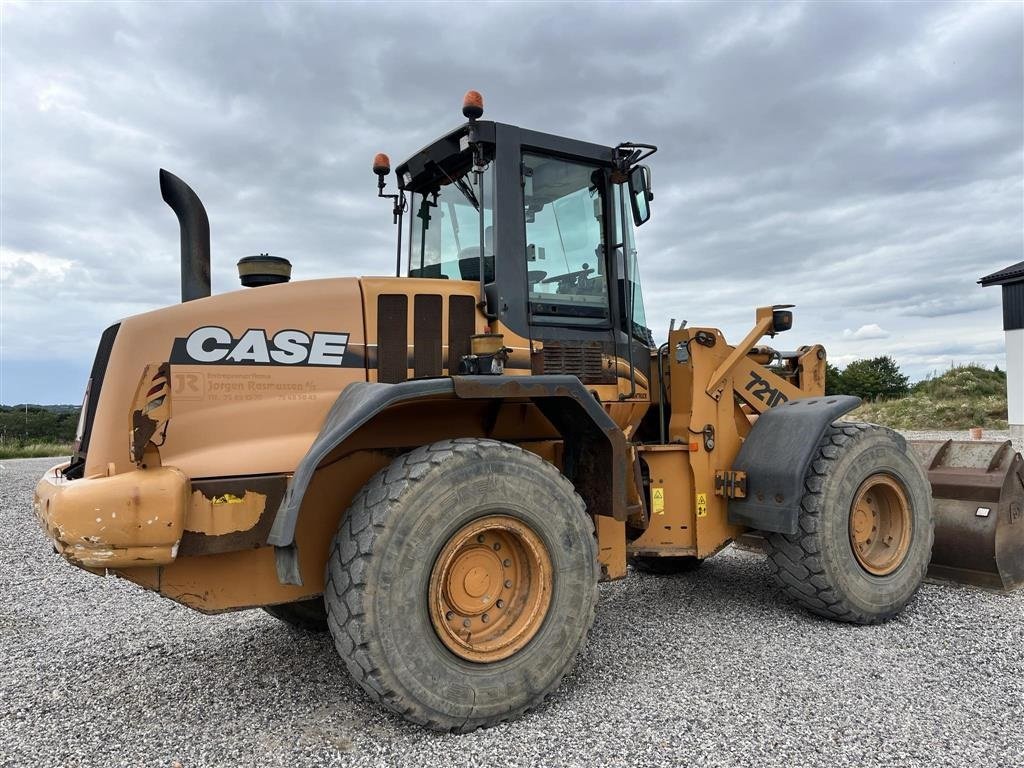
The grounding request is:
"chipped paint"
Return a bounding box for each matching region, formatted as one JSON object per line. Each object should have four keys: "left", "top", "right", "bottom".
{"left": 185, "top": 489, "right": 266, "bottom": 536}
{"left": 34, "top": 465, "right": 188, "bottom": 569}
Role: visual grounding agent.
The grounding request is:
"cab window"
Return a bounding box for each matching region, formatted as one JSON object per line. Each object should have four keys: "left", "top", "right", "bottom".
{"left": 523, "top": 153, "right": 609, "bottom": 324}
{"left": 409, "top": 165, "right": 494, "bottom": 281}
{"left": 614, "top": 183, "right": 652, "bottom": 343}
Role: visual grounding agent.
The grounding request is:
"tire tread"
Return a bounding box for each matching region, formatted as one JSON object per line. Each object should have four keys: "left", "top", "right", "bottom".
{"left": 323, "top": 438, "right": 598, "bottom": 732}
{"left": 765, "top": 422, "right": 933, "bottom": 625}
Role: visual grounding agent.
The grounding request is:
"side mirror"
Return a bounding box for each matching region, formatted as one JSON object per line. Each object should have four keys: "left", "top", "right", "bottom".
{"left": 627, "top": 165, "right": 653, "bottom": 226}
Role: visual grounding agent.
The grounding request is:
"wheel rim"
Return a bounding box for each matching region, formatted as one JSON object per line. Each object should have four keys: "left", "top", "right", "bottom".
{"left": 428, "top": 515, "right": 552, "bottom": 663}
{"left": 849, "top": 474, "right": 913, "bottom": 576}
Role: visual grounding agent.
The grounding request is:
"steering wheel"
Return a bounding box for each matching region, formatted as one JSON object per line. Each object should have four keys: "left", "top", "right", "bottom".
{"left": 527, "top": 270, "right": 548, "bottom": 284}
{"left": 540, "top": 265, "right": 594, "bottom": 285}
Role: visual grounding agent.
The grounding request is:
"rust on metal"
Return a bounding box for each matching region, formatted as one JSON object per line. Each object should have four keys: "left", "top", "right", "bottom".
{"left": 910, "top": 439, "right": 1024, "bottom": 592}
{"left": 428, "top": 515, "right": 551, "bottom": 662}
{"left": 714, "top": 470, "right": 748, "bottom": 499}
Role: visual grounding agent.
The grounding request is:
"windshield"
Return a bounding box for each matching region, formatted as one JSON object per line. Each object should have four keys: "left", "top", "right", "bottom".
{"left": 408, "top": 165, "right": 494, "bottom": 282}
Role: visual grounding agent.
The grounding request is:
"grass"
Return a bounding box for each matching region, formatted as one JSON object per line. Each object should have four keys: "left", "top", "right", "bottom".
{"left": 850, "top": 365, "right": 1008, "bottom": 430}
{"left": 0, "top": 442, "right": 73, "bottom": 460}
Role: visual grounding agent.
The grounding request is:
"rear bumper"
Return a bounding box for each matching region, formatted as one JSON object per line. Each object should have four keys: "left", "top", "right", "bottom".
{"left": 34, "top": 463, "right": 189, "bottom": 568}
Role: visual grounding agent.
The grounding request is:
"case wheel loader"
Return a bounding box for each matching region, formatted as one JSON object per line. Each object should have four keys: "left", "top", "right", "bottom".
{"left": 34, "top": 91, "right": 1024, "bottom": 732}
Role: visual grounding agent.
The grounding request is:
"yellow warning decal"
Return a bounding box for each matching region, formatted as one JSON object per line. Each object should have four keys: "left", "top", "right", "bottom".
{"left": 696, "top": 493, "right": 708, "bottom": 518}
{"left": 652, "top": 487, "right": 665, "bottom": 515}
{"left": 211, "top": 493, "right": 244, "bottom": 505}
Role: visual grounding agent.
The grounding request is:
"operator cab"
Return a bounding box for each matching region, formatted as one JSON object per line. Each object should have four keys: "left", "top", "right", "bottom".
{"left": 375, "top": 92, "right": 656, "bottom": 391}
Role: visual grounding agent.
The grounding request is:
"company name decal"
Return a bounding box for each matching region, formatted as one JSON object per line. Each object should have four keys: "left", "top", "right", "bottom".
{"left": 170, "top": 326, "right": 352, "bottom": 367}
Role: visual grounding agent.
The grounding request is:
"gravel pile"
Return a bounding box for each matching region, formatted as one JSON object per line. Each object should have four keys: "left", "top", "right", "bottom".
{"left": 2, "top": 454, "right": 1022, "bottom": 768}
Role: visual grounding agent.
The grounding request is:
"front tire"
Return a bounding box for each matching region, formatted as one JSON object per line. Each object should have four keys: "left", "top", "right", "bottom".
{"left": 324, "top": 438, "right": 598, "bottom": 731}
{"left": 765, "top": 422, "right": 933, "bottom": 624}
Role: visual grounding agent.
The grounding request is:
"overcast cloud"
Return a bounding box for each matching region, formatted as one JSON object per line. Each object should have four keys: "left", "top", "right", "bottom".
{"left": 1, "top": 1, "right": 1021, "bottom": 403}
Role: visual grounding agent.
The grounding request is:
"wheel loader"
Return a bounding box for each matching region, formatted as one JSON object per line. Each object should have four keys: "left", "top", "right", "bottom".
{"left": 34, "top": 91, "right": 1024, "bottom": 732}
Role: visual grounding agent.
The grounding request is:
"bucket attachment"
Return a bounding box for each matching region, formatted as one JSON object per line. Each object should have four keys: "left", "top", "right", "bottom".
{"left": 909, "top": 440, "right": 1024, "bottom": 592}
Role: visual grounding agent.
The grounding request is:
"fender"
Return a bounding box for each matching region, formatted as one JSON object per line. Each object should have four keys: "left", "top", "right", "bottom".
{"left": 728, "top": 395, "right": 862, "bottom": 535}
{"left": 268, "top": 375, "right": 629, "bottom": 584}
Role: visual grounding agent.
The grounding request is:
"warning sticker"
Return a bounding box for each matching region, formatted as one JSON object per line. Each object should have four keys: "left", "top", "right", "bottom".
{"left": 652, "top": 487, "right": 665, "bottom": 515}
{"left": 696, "top": 493, "right": 708, "bottom": 518}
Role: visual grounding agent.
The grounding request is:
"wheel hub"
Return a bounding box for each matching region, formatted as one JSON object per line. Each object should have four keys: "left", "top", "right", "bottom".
{"left": 429, "top": 515, "right": 552, "bottom": 663}
{"left": 849, "top": 474, "right": 912, "bottom": 576}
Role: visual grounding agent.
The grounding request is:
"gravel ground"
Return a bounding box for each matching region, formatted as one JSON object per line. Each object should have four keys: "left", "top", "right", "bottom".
{"left": 2, "top": 451, "right": 1022, "bottom": 768}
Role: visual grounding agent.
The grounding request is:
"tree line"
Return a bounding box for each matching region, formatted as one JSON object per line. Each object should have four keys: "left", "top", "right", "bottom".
{"left": 0, "top": 405, "right": 79, "bottom": 445}
{"left": 825, "top": 356, "right": 910, "bottom": 400}
{"left": 826, "top": 356, "right": 1006, "bottom": 402}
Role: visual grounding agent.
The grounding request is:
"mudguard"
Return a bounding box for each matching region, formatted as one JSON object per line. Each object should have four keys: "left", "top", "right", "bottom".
{"left": 268, "top": 375, "right": 629, "bottom": 585}
{"left": 728, "top": 395, "right": 862, "bottom": 535}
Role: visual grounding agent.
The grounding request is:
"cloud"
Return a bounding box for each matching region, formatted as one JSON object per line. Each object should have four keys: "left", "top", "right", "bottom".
{"left": 0, "top": 1, "right": 1021, "bottom": 401}
{"left": 842, "top": 324, "right": 891, "bottom": 341}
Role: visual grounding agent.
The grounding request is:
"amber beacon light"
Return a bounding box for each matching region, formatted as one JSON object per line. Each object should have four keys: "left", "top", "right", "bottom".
{"left": 462, "top": 89, "right": 484, "bottom": 120}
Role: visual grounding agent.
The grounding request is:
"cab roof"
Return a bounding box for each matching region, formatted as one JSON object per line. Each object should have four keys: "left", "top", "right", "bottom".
{"left": 394, "top": 120, "right": 616, "bottom": 193}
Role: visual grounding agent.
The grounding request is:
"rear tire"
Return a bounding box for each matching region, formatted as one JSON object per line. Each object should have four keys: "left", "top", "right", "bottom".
{"left": 324, "top": 438, "right": 598, "bottom": 732}
{"left": 263, "top": 598, "right": 328, "bottom": 632}
{"left": 765, "top": 422, "right": 933, "bottom": 624}
{"left": 630, "top": 555, "right": 703, "bottom": 574}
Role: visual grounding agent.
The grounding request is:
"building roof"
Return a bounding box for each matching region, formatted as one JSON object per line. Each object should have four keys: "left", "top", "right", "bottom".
{"left": 979, "top": 260, "right": 1024, "bottom": 287}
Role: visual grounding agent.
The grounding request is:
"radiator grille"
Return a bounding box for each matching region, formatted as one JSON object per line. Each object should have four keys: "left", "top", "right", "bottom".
{"left": 447, "top": 295, "right": 476, "bottom": 371}
{"left": 377, "top": 294, "right": 408, "bottom": 383}
{"left": 537, "top": 341, "right": 615, "bottom": 384}
{"left": 413, "top": 294, "right": 443, "bottom": 378}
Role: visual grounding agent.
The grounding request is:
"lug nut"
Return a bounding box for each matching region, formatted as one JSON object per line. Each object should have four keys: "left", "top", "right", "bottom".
{"left": 503, "top": 558, "right": 511, "bottom": 567}
{"left": 477, "top": 534, "right": 485, "bottom": 543}
{"left": 446, "top": 611, "right": 455, "bottom": 621}
{"left": 504, "top": 579, "right": 513, "bottom": 588}
{"left": 481, "top": 614, "right": 489, "bottom": 623}
{"left": 462, "top": 619, "right": 471, "bottom": 628}
{"left": 496, "top": 599, "right": 505, "bottom": 609}
{"left": 493, "top": 542, "right": 501, "bottom": 551}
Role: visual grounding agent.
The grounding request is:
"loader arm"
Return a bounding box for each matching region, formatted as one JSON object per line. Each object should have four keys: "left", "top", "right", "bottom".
{"left": 704, "top": 306, "right": 808, "bottom": 414}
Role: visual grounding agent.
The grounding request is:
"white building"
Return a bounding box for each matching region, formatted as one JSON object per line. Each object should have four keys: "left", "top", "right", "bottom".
{"left": 980, "top": 261, "right": 1024, "bottom": 440}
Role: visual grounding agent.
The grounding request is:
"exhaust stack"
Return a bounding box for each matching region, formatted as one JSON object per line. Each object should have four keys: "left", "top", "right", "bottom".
{"left": 159, "top": 169, "right": 211, "bottom": 302}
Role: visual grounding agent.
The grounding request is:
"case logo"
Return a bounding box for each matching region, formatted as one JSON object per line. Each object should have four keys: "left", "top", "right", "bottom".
{"left": 171, "top": 326, "right": 350, "bottom": 367}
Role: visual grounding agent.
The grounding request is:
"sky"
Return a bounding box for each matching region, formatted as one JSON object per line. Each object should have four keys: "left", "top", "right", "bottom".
{"left": 1, "top": 0, "right": 1022, "bottom": 404}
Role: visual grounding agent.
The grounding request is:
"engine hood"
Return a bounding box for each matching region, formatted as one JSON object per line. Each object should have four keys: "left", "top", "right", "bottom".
{"left": 82, "top": 277, "right": 367, "bottom": 479}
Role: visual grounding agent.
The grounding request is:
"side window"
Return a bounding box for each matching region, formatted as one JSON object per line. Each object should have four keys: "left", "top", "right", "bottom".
{"left": 409, "top": 166, "right": 494, "bottom": 281}
{"left": 523, "top": 153, "right": 609, "bottom": 323}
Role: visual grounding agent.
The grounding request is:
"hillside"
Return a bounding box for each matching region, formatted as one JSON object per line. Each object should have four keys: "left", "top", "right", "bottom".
{"left": 850, "top": 365, "right": 1008, "bottom": 430}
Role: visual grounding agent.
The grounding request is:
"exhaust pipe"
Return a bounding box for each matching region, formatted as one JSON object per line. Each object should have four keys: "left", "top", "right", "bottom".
{"left": 159, "top": 169, "right": 211, "bottom": 302}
